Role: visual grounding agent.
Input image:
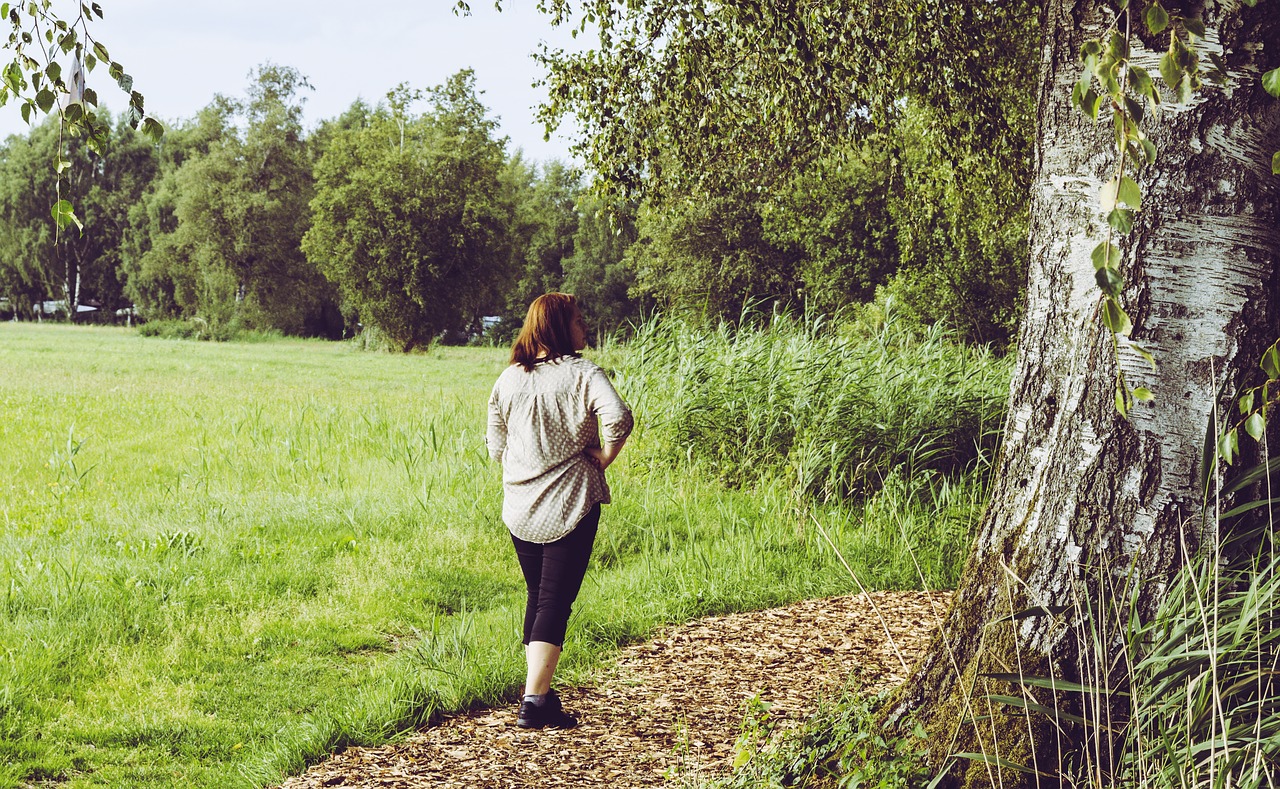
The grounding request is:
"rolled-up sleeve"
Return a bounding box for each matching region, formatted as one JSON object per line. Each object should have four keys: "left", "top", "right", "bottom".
{"left": 486, "top": 382, "right": 507, "bottom": 463}
{"left": 588, "top": 368, "right": 634, "bottom": 445}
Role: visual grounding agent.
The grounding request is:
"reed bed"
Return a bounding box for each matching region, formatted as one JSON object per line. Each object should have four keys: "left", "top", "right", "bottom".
{"left": 612, "top": 305, "right": 1010, "bottom": 503}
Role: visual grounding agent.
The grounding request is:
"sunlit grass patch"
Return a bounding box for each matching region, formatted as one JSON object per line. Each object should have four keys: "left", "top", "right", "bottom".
{"left": 0, "top": 322, "right": 999, "bottom": 787}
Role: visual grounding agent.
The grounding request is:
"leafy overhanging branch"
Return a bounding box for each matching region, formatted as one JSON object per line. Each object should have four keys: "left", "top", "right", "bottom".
{"left": 2, "top": 0, "right": 164, "bottom": 232}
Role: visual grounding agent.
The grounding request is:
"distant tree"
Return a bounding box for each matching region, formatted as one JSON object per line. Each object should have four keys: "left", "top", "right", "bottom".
{"left": 500, "top": 156, "right": 582, "bottom": 319}
{"left": 119, "top": 99, "right": 239, "bottom": 319}
{"left": 0, "top": 112, "right": 156, "bottom": 317}
{"left": 561, "top": 194, "right": 643, "bottom": 337}
{"left": 760, "top": 139, "right": 898, "bottom": 315}
{"left": 303, "top": 71, "right": 510, "bottom": 350}
{"left": 626, "top": 184, "right": 800, "bottom": 320}
{"left": 880, "top": 104, "right": 1027, "bottom": 346}
{"left": 122, "top": 65, "right": 337, "bottom": 335}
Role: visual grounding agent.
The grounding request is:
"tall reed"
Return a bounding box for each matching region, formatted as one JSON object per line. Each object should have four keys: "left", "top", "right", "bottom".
{"left": 613, "top": 304, "right": 1011, "bottom": 503}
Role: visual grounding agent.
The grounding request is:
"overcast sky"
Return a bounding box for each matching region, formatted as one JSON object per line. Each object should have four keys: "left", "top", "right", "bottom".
{"left": 0, "top": 1, "right": 586, "bottom": 164}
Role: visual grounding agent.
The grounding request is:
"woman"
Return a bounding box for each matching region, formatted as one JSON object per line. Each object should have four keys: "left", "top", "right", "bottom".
{"left": 486, "top": 293, "right": 633, "bottom": 729}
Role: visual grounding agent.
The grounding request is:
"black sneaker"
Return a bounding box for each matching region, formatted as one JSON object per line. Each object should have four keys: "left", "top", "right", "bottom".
{"left": 516, "top": 690, "right": 578, "bottom": 729}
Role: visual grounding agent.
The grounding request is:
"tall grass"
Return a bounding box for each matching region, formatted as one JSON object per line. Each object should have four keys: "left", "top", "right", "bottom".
{"left": 0, "top": 320, "right": 1004, "bottom": 788}
{"left": 613, "top": 304, "right": 1010, "bottom": 502}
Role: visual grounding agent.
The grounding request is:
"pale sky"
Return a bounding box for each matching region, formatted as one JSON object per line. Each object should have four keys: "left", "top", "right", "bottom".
{"left": 0, "top": 1, "right": 586, "bottom": 164}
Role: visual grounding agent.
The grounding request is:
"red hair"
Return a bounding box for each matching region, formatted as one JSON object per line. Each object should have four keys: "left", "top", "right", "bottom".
{"left": 510, "top": 293, "right": 580, "bottom": 372}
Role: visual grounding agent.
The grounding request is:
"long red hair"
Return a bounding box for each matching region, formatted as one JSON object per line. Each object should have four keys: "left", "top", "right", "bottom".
{"left": 510, "top": 293, "right": 580, "bottom": 372}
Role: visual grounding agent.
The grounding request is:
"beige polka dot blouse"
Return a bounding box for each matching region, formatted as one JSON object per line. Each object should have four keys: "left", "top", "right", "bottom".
{"left": 487, "top": 355, "right": 634, "bottom": 543}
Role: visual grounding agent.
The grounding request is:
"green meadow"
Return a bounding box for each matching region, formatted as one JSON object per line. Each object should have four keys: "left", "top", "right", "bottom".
{"left": 0, "top": 322, "right": 999, "bottom": 788}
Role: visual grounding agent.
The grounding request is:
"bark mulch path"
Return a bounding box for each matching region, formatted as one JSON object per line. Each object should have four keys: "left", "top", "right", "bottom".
{"left": 279, "top": 591, "right": 951, "bottom": 789}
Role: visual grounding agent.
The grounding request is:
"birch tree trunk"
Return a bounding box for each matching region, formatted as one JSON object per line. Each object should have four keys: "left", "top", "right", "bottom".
{"left": 888, "top": 1, "right": 1280, "bottom": 784}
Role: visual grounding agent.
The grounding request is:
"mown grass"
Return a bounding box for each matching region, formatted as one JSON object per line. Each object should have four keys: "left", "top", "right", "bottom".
{"left": 0, "top": 320, "right": 1007, "bottom": 788}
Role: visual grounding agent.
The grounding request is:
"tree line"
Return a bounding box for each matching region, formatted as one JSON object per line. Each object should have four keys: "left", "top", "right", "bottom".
{"left": 0, "top": 60, "right": 1032, "bottom": 349}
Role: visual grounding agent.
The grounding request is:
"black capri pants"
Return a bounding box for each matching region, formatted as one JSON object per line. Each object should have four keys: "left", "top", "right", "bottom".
{"left": 511, "top": 504, "right": 600, "bottom": 647}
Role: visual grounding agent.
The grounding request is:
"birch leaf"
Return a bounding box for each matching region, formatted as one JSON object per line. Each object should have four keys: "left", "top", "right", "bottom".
{"left": 1245, "top": 413, "right": 1266, "bottom": 441}
{"left": 1264, "top": 68, "right": 1280, "bottom": 99}
{"left": 1118, "top": 176, "right": 1141, "bottom": 210}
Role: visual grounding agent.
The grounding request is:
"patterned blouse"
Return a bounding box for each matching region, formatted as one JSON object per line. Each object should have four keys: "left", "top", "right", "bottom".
{"left": 487, "top": 355, "right": 634, "bottom": 543}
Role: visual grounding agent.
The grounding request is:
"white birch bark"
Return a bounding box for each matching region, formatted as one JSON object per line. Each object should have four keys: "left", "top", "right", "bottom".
{"left": 892, "top": 1, "right": 1280, "bottom": 783}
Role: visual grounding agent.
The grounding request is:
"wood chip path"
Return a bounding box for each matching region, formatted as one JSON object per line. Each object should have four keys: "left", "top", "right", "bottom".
{"left": 278, "top": 591, "right": 951, "bottom": 789}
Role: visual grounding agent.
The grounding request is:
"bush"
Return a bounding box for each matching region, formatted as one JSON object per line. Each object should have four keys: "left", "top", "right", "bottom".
{"left": 136, "top": 317, "right": 282, "bottom": 343}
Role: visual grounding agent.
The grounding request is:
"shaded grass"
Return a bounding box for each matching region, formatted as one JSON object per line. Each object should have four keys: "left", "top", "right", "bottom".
{"left": 0, "top": 322, "right": 998, "bottom": 788}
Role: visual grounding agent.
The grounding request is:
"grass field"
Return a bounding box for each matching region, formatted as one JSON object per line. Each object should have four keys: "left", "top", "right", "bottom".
{"left": 0, "top": 322, "right": 991, "bottom": 788}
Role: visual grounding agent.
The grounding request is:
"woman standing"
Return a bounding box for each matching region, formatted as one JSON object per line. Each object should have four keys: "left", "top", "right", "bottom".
{"left": 486, "top": 293, "right": 633, "bottom": 729}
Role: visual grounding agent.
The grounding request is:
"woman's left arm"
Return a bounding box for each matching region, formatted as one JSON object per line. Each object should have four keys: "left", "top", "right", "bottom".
{"left": 585, "top": 367, "right": 634, "bottom": 470}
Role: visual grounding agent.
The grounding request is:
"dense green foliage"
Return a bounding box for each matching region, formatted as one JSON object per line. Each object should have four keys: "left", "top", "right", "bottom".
{"left": 533, "top": 0, "right": 1037, "bottom": 344}
{"left": 0, "top": 323, "right": 996, "bottom": 787}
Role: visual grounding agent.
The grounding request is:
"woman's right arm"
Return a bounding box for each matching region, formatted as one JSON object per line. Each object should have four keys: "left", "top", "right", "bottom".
{"left": 486, "top": 382, "right": 507, "bottom": 463}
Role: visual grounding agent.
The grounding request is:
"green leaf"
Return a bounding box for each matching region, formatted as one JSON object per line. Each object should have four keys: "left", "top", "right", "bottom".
{"left": 1218, "top": 428, "right": 1238, "bottom": 466}
{"left": 84, "top": 52, "right": 96, "bottom": 72}
{"left": 62, "top": 100, "right": 82, "bottom": 125}
{"left": 1133, "top": 387, "right": 1154, "bottom": 402}
{"left": 44, "top": 60, "right": 59, "bottom": 81}
{"left": 1092, "top": 242, "right": 1120, "bottom": 269}
{"left": 1183, "top": 18, "right": 1206, "bottom": 39}
{"left": 1107, "top": 208, "right": 1134, "bottom": 234}
{"left": 1118, "top": 176, "right": 1142, "bottom": 209}
{"left": 1096, "top": 265, "right": 1124, "bottom": 296}
{"left": 51, "top": 198, "right": 82, "bottom": 232}
{"left": 1273, "top": 151, "right": 1280, "bottom": 175}
{"left": 1159, "top": 51, "right": 1181, "bottom": 91}
{"left": 1124, "top": 95, "right": 1144, "bottom": 124}
{"left": 141, "top": 116, "right": 164, "bottom": 142}
{"left": 1264, "top": 68, "right": 1280, "bottom": 99}
{"left": 1176, "top": 73, "right": 1193, "bottom": 104}
{"left": 1108, "top": 30, "right": 1129, "bottom": 61}
{"left": 1241, "top": 0, "right": 1257, "bottom": 6}
{"left": 1123, "top": 339, "right": 1157, "bottom": 370}
{"left": 92, "top": 41, "right": 108, "bottom": 63}
{"left": 1103, "top": 298, "right": 1133, "bottom": 336}
{"left": 34, "top": 87, "right": 54, "bottom": 113}
{"left": 1145, "top": 2, "right": 1169, "bottom": 34}
{"left": 81, "top": 86, "right": 96, "bottom": 106}
{"left": 1129, "top": 65, "right": 1154, "bottom": 98}
{"left": 1141, "top": 138, "right": 1158, "bottom": 165}
{"left": 20, "top": 100, "right": 30, "bottom": 125}
{"left": 1262, "top": 344, "right": 1280, "bottom": 379}
{"left": 1116, "top": 384, "right": 1131, "bottom": 417}
{"left": 1245, "top": 413, "right": 1266, "bottom": 441}
{"left": 1081, "top": 40, "right": 1103, "bottom": 58}
{"left": 1083, "top": 88, "right": 1102, "bottom": 121}
{"left": 1239, "top": 390, "right": 1255, "bottom": 414}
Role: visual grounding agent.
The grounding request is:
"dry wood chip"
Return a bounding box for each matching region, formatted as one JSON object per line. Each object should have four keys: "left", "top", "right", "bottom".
{"left": 277, "top": 591, "right": 949, "bottom": 789}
